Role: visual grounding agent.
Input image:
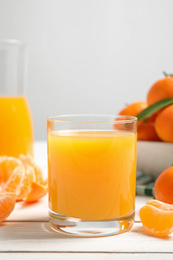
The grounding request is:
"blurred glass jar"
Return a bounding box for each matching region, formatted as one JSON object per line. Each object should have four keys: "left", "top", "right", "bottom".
{"left": 0, "top": 39, "right": 34, "bottom": 157}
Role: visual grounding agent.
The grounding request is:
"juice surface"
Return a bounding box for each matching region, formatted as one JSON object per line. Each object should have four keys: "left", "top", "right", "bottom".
{"left": 0, "top": 96, "right": 33, "bottom": 157}
{"left": 48, "top": 130, "right": 137, "bottom": 220}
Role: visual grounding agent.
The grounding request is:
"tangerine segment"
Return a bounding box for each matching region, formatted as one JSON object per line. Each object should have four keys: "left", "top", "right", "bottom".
{"left": 0, "top": 195, "right": 16, "bottom": 223}
{"left": 146, "top": 200, "right": 173, "bottom": 211}
{"left": 0, "top": 192, "right": 17, "bottom": 199}
{"left": 24, "top": 182, "right": 48, "bottom": 203}
{"left": 139, "top": 204, "right": 173, "bottom": 237}
{"left": 0, "top": 157, "right": 22, "bottom": 185}
{"left": 19, "top": 154, "right": 44, "bottom": 184}
{"left": 2, "top": 165, "right": 25, "bottom": 196}
{"left": 17, "top": 165, "right": 36, "bottom": 201}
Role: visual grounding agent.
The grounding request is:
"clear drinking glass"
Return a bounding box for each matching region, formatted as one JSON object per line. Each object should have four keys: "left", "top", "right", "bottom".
{"left": 47, "top": 115, "right": 137, "bottom": 237}
{"left": 0, "top": 39, "right": 34, "bottom": 157}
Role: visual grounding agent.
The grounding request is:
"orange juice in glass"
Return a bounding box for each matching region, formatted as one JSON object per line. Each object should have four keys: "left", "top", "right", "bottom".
{"left": 47, "top": 115, "right": 137, "bottom": 237}
{"left": 0, "top": 40, "right": 34, "bottom": 157}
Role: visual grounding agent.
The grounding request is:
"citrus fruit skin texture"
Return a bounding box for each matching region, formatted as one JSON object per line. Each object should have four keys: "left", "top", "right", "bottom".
{"left": 119, "top": 101, "right": 160, "bottom": 141}
{"left": 140, "top": 203, "right": 173, "bottom": 237}
{"left": 155, "top": 105, "right": 173, "bottom": 142}
{"left": 119, "top": 101, "right": 148, "bottom": 117}
{"left": 154, "top": 166, "right": 173, "bottom": 204}
{"left": 0, "top": 195, "right": 16, "bottom": 223}
{"left": 147, "top": 76, "right": 173, "bottom": 105}
{"left": 137, "top": 120, "right": 160, "bottom": 141}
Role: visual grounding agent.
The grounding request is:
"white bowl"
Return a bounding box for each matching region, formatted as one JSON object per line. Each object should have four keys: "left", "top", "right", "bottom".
{"left": 137, "top": 141, "right": 173, "bottom": 179}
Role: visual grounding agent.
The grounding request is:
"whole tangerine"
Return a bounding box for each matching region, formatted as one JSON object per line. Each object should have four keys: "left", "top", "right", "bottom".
{"left": 147, "top": 76, "right": 173, "bottom": 105}
{"left": 137, "top": 120, "right": 161, "bottom": 141}
{"left": 119, "top": 101, "right": 161, "bottom": 141}
{"left": 119, "top": 101, "right": 147, "bottom": 116}
{"left": 154, "top": 166, "right": 173, "bottom": 204}
{"left": 155, "top": 104, "right": 173, "bottom": 142}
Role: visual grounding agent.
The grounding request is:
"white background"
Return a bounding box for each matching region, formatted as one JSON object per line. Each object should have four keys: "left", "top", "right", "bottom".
{"left": 0, "top": 0, "right": 173, "bottom": 140}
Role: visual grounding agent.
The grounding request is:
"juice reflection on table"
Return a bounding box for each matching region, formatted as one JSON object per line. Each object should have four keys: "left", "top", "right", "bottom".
{"left": 48, "top": 130, "right": 137, "bottom": 220}
{"left": 0, "top": 96, "right": 33, "bottom": 157}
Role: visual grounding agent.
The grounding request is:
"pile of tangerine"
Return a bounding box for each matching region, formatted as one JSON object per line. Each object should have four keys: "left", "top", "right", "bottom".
{"left": 119, "top": 73, "right": 173, "bottom": 142}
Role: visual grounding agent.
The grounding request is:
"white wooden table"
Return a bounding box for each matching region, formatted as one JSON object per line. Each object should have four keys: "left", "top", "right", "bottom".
{"left": 0, "top": 142, "right": 173, "bottom": 259}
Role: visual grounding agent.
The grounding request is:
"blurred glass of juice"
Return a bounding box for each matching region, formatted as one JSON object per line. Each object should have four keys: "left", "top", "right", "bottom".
{"left": 0, "top": 39, "right": 33, "bottom": 157}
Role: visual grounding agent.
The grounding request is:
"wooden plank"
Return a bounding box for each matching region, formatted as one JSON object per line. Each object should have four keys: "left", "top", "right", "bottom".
{"left": 0, "top": 253, "right": 173, "bottom": 260}
{"left": 0, "top": 222, "right": 173, "bottom": 253}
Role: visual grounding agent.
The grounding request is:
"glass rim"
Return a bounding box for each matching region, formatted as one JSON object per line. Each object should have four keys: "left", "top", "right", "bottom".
{"left": 47, "top": 114, "right": 137, "bottom": 124}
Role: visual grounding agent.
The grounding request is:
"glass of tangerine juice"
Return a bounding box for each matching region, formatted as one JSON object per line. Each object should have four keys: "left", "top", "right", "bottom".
{"left": 47, "top": 115, "right": 137, "bottom": 237}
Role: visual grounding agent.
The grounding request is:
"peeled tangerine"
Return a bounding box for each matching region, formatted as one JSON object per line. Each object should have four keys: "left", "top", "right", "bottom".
{"left": 139, "top": 200, "right": 173, "bottom": 237}
{"left": 0, "top": 155, "right": 48, "bottom": 203}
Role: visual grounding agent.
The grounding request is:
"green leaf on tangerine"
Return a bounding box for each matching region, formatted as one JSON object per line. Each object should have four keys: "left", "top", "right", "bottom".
{"left": 137, "top": 98, "right": 173, "bottom": 121}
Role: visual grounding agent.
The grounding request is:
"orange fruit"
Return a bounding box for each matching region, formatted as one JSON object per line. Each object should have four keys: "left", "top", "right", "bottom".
{"left": 0, "top": 195, "right": 16, "bottom": 223}
{"left": 155, "top": 105, "right": 173, "bottom": 142}
{"left": 136, "top": 108, "right": 161, "bottom": 141}
{"left": 119, "top": 101, "right": 148, "bottom": 117}
{"left": 0, "top": 154, "right": 47, "bottom": 203}
{"left": 0, "top": 157, "right": 22, "bottom": 185}
{"left": 139, "top": 203, "right": 173, "bottom": 237}
{"left": 154, "top": 166, "right": 173, "bottom": 204}
{"left": 17, "top": 155, "right": 47, "bottom": 201}
{"left": 24, "top": 182, "right": 48, "bottom": 203}
{"left": 147, "top": 76, "right": 173, "bottom": 105}
{"left": 17, "top": 165, "right": 36, "bottom": 201}
{"left": 118, "top": 101, "right": 161, "bottom": 141}
{"left": 137, "top": 120, "right": 161, "bottom": 141}
{"left": 19, "top": 154, "right": 44, "bottom": 184}
{"left": 2, "top": 164, "right": 25, "bottom": 196}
